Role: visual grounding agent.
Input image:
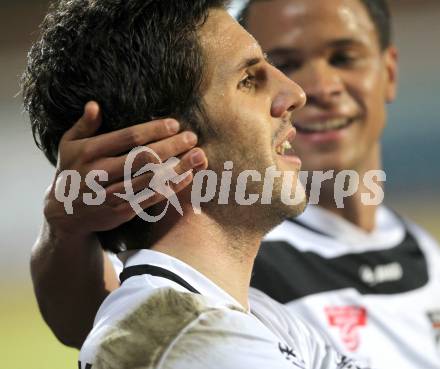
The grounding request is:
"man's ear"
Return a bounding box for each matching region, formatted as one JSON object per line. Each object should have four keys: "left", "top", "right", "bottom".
{"left": 384, "top": 46, "right": 399, "bottom": 103}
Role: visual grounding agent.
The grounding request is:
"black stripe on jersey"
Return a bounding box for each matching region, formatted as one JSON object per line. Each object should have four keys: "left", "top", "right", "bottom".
{"left": 120, "top": 264, "right": 201, "bottom": 294}
{"left": 251, "top": 230, "right": 429, "bottom": 303}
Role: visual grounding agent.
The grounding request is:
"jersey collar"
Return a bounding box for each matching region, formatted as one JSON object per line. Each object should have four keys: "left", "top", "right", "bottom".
{"left": 119, "top": 249, "right": 247, "bottom": 311}
{"left": 294, "top": 205, "right": 405, "bottom": 247}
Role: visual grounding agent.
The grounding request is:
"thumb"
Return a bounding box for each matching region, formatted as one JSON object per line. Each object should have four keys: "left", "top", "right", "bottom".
{"left": 62, "top": 101, "right": 102, "bottom": 142}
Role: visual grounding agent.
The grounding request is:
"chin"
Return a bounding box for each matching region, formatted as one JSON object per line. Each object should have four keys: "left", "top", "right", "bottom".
{"left": 259, "top": 199, "right": 307, "bottom": 233}
{"left": 266, "top": 178, "right": 308, "bottom": 226}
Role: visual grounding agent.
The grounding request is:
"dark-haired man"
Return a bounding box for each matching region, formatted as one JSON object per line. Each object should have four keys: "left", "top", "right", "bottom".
{"left": 23, "top": 0, "right": 369, "bottom": 368}
{"left": 27, "top": 0, "right": 440, "bottom": 368}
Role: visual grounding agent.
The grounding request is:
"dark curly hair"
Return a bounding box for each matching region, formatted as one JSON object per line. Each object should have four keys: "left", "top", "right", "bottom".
{"left": 239, "top": 0, "right": 392, "bottom": 50}
{"left": 22, "top": 0, "right": 228, "bottom": 252}
{"left": 23, "top": 0, "right": 229, "bottom": 167}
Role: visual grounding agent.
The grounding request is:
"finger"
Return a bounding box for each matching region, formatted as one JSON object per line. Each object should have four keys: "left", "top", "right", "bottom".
{"left": 83, "top": 118, "right": 181, "bottom": 159}
{"left": 103, "top": 148, "right": 199, "bottom": 200}
{"left": 131, "top": 169, "right": 193, "bottom": 201}
{"left": 175, "top": 148, "right": 208, "bottom": 173}
{"left": 148, "top": 131, "right": 198, "bottom": 162}
{"left": 62, "top": 101, "right": 102, "bottom": 142}
{"left": 138, "top": 171, "right": 193, "bottom": 205}
{"left": 98, "top": 132, "right": 200, "bottom": 184}
{"left": 104, "top": 148, "right": 202, "bottom": 206}
{"left": 107, "top": 171, "right": 194, "bottom": 211}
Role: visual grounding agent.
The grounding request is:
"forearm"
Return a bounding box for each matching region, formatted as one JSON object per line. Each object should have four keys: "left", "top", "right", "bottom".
{"left": 30, "top": 220, "right": 119, "bottom": 348}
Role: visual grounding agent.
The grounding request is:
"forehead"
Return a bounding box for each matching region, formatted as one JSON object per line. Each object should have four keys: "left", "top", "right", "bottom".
{"left": 247, "top": 0, "right": 377, "bottom": 50}
{"left": 199, "top": 9, "right": 262, "bottom": 76}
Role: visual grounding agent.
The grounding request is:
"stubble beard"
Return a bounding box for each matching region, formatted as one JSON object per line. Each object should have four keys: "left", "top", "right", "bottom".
{"left": 202, "top": 140, "right": 307, "bottom": 237}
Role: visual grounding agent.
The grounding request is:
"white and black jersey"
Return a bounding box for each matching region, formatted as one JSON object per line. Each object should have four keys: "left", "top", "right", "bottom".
{"left": 84, "top": 249, "right": 368, "bottom": 369}
{"left": 251, "top": 205, "right": 440, "bottom": 369}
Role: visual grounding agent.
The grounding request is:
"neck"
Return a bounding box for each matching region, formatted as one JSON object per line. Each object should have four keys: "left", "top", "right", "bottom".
{"left": 148, "top": 201, "right": 264, "bottom": 309}
{"left": 315, "top": 145, "right": 383, "bottom": 232}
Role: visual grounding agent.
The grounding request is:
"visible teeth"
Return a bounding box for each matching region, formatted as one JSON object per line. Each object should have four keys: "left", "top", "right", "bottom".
{"left": 298, "top": 118, "right": 351, "bottom": 132}
{"left": 277, "top": 140, "right": 292, "bottom": 155}
{"left": 282, "top": 140, "right": 291, "bottom": 150}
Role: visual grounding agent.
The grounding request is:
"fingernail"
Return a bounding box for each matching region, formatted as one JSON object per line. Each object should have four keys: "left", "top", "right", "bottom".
{"left": 190, "top": 150, "right": 205, "bottom": 166}
{"left": 184, "top": 132, "right": 198, "bottom": 145}
{"left": 166, "top": 119, "right": 180, "bottom": 133}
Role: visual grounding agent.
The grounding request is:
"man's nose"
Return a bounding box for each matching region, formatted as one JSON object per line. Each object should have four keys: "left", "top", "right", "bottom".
{"left": 270, "top": 65, "right": 306, "bottom": 118}
{"left": 298, "top": 61, "right": 344, "bottom": 106}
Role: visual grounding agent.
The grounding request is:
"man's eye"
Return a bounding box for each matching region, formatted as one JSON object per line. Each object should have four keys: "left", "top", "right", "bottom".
{"left": 238, "top": 75, "right": 255, "bottom": 89}
{"left": 330, "top": 53, "right": 358, "bottom": 67}
{"left": 273, "top": 60, "right": 302, "bottom": 75}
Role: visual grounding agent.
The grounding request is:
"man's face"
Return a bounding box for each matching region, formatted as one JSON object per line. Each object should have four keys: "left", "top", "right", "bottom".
{"left": 246, "top": 0, "right": 398, "bottom": 172}
{"left": 198, "top": 9, "right": 307, "bottom": 228}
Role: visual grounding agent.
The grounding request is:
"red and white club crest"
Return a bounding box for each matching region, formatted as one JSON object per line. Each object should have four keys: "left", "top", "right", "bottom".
{"left": 325, "top": 306, "right": 367, "bottom": 352}
{"left": 427, "top": 310, "right": 440, "bottom": 353}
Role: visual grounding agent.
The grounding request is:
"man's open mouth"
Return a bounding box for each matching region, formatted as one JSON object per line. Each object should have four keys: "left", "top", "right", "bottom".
{"left": 274, "top": 128, "right": 296, "bottom": 156}
{"left": 276, "top": 140, "right": 292, "bottom": 156}
{"left": 295, "top": 118, "right": 356, "bottom": 134}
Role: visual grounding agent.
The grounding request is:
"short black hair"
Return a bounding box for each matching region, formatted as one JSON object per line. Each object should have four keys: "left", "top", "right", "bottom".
{"left": 22, "top": 0, "right": 228, "bottom": 252}
{"left": 23, "top": 0, "right": 228, "bottom": 167}
{"left": 239, "top": 0, "right": 392, "bottom": 50}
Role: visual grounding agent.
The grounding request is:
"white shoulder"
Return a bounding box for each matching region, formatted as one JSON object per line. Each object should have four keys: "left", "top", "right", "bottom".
{"left": 159, "top": 307, "right": 298, "bottom": 369}
{"left": 79, "top": 282, "right": 162, "bottom": 367}
{"left": 82, "top": 288, "right": 294, "bottom": 369}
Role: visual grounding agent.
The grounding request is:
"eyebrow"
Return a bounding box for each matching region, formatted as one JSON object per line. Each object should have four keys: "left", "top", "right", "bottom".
{"left": 235, "top": 56, "right": 264, "bottom": 72}
{"left": 328, "top": 38, "right": 368, "bottom": 48}
{"left": 267, "top": 38, "right": 368, "bottom": 56}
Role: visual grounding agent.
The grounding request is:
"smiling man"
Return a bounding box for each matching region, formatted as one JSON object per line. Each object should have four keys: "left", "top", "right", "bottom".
{"left": 22, "top": 0, "right": 371, "bottom": 368}
{"left": 242, "top": 1, "right": 440, "bottom": 368}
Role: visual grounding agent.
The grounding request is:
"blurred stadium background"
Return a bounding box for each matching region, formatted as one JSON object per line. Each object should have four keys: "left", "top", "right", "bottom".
{"left": 0, "top": 0, "right": 438, "bottom": 368}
